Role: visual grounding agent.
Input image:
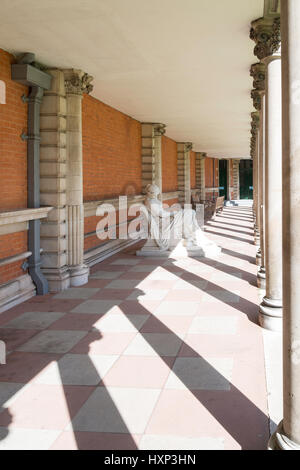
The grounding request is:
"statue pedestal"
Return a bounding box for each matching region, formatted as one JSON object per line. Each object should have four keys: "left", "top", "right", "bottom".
{"left": 136, "top": 239, "right": 221, "bottom": 258}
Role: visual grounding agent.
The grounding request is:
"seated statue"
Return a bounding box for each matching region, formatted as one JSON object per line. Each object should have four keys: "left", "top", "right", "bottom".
{"left": 137, "top": 184, "right": 221, "bottom": 257}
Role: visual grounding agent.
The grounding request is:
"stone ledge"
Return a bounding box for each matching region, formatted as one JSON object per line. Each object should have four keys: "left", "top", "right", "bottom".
{"left": 0, "top": 274, "right": 36, "bottom": 314}
{"left": 0, "top": 207, "right": 53, "bottom": 226}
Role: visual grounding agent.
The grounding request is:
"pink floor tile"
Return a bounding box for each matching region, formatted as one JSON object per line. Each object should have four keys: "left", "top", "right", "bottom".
{"left": 0, "top": 352, "right": 62, "bottom": 383}
{"left": 0, "top": 309, "right": 26, "bottom": 327}
{"left": 92, "top": 289, "right": 134, "bottom": 300}
{"left": 0, "top": 384, "right": 94, "bottom": 430}
{"left": 118, "top": 272, "right": 149, "bottom": 280}
{"left": 102, "top": 356, "right": 174, "bottom": 388}
{"left": 140, "top": 315, "right": 193, "bottom": 335}
{"left": 0, "top": 207, "right": 269, "bottom": 450}
{"left": 118, "top": 300, "right": 161, "bottom": 316}
{"left": 50, "top": 431, "right": 141, "bottom": 450}
{"left": 0, "top": 328, "right": 40, "bottom": 352}
{"left": 70, "top": 331, "right": 137, "bottom": 355}
{"left": 163, "top": 290, "right": 204, "bottom": 302}
{"left": 47, "top": 314, "right": 101, "bottom": 331}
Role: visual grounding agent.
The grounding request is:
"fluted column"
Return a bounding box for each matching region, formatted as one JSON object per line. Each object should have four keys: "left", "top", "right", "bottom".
{"left": 141, "top": 123, "right": 166, "bottom": 200}
{"left": 250, "top": 111, "right": 260, "bottom": 245}
{"left": 259, "top": 50, "right": 282, "bottom": 331}
{"left": 64, "top": 70, "right": 93, "bottom": 286}
{"left": 269, "top": 0, "right": 300, "bottom": 450}
{"left": 250, "top": 14, "right": 283, "bottom": 331}
{"left": 232, "top": 159, "right": 240, "bottom": 200}
{"left": 195, "top": 152, "right": 207, "bottom": 201}
{"left": 177, "top": 142, "right": 193, "bottom": 205}
{"left": 257, "top": 93, "right": 266, "bottom": 288}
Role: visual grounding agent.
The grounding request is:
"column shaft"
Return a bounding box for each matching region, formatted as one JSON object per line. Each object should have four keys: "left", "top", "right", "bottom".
{"left": 257, "top": 94, "right": 266, "bottom": 287}
{"left": 177, "top": 143, "right": 192, "bottom": 205}
{"left": 259, "top": 55, "right": 282, "bottom": 331}
{"left": 269, "top": 0, "right": 300, "bottom": 450}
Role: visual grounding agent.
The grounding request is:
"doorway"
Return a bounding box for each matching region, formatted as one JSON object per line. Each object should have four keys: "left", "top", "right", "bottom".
{"left": 219, "top": 160, "right": 228, "bottom": 199}
{"left": 239, "top": 160, "right": 253, "bottom": 200}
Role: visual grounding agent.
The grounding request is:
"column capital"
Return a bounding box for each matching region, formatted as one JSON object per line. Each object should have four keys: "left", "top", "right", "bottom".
{"left": 178, "top": 142, "right": 193, "bottom": 152}
{"left": 251, "top": 89, "right": 264, "bottom": 111}
{"left": 250, "top": 112, "right": 260, "bottom": 159}
{"left": 153, "top": 123, "right": 166, "bottom": 137}
{"left": 250, "top": 62, "right": 266, "bottom": 91}
{"left": 64, "top": 69, "right": 94, "bottom": 95}
{"left": 196, "top": 152, "right": 207, "bottom": 160}
{"left": 250, "top": 16, "right": 281, "bottom": 61}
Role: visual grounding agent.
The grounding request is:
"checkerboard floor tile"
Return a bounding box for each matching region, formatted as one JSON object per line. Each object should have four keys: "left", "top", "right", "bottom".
{"left": 0, "top": 207, "right": 270, "bottom": 450}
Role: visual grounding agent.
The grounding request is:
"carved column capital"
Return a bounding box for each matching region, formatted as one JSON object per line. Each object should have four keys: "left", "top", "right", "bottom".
{"left": 250, "top": 112, "right": 260, "bottom": 159}
{"left": 64, "top": 69, "right": 94, "bottom": 95}
{"left": 196, "top": 152, "right": 207, "bottom": 160}
{"left": 250, "top": 16, "right": 281, "bottom": 60}
{"left": 250, "top": 62, "right": 266, "bottom": 91}
{"left": 153, "top": 123, "right": 166, "bottom": 137}
{"left": 183, "top": 142, "right": 193, "bottom": 152}
{"left": 251, "top": 89, "right": 263, "bottom": 111}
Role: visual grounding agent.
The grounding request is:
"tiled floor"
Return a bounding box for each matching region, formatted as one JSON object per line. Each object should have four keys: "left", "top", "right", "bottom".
{"left": 0, "top": 206, "right": 270, "bottom": 450}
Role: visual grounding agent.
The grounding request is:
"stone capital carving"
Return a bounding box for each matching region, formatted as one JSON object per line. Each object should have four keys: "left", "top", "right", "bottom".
{"left": 251, "top": 89, "right": 263, "bottom": 111}
{"left": 184, "top": 142, "right": 193, "bottom": 152}
{"left": 250, "top": 112, "right": 260, "bottom": 159}
{"left": 153, "top": 123, "right": 166, "bottom": 137}
{"left": 196, "top": 152, "right": 207, "bottom": 160}
{"left": 64, "top": 69, "right": 94, "bottom": 95}
{"left": 250, "top": 16, "right": 281, "bottom": 60}
{"left": 250, "top": 63, "right": 266, "bottom": 91}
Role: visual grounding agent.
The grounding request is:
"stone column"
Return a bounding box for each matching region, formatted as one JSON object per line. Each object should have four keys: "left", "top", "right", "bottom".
{"left": 250, "top": 14, "right": 283, "bottom": 331}
{"left": 232, "top": 159, "right": 240, "bottom": 200}
{"left": 195, "top": 152, "right": 206, "bottom": 201}
{"left": 64, "top": 70, "right": 93, "bottom": 287}
{"left": 177, "top": 143, "right": 193, "bottom": 205}
{"left": 40, "top": 69, "right": 70, "bottom": 292}
{"left": 269, "top": 0, "right": 300, "bottom": 450}
{"left": 250, "top": 111, "right": 260, "bottom": 245}
{"left": 141, "top": 123, "right": 166, "bottom": 199}
{"left": 257, "top": 93, "right": 266, "bottom": 288}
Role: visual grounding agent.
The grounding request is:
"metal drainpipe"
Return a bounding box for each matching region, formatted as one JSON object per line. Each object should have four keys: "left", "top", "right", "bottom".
{"left": 11, "top": 53, "right": 52, "bottom": 295}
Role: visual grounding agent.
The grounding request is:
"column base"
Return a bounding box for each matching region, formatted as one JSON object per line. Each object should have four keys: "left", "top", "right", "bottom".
{"left": 268, "top": 421, "right": 300, "bottom": 450}
{"left": 256, "top": 248, "right": 262, "bottom": 266}
{"left": 257, "top": 266, "right": 266, "bottom": 289}
{"left": 69, "top": 264, "right": 89, "bottom": 287}
{"left": 259, "top": 296, "right": 282, "bottom": 332}
{"left": 42, "top": 266, "right": 71, "bottom": 293}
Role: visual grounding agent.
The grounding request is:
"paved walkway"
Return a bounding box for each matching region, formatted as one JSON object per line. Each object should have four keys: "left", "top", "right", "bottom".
{"left": 0, "top": 206, "right": 270, "bottom": 450}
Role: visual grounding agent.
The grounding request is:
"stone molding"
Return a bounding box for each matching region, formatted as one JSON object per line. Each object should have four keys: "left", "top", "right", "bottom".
{"left": 0, "top": 207, "right": 52, "bottom": 236}
{"left": 0, "top": 207, "right": 53, "bottom": 226}
{"left": 0, "top": 274, "right": 36, "bottom": 314}
{"left": 64, "top": 69, "right": 94, "bottom": 95}
{"left": 250, "top": 16, "right": 281, "bottom": 61}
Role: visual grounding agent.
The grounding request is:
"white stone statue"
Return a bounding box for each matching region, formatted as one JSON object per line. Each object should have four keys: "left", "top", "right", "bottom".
{"left": 137, "top": 184, "right": 221, "bottom": 257}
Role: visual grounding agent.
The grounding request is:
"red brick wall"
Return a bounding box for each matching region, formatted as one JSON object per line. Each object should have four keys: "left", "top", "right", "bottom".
{"left": 190, "top": 151, "right": 196, "bottom": 189}
{"left": 82, "top": 94, "right": 142, "bottom": 202}
{"left": 0, "top": 49, "right": 29, "bottom": 284}
{"left": 162, "top": 136, "right": 178, "bottom": 193}
{"left": 205, "top": 157, "right": 219, "bottom": 200}
{"left": 0, "top": 49, "right": 28, "bottom": 211}
{"left": 0, "top": 232, "right": 28, "bottom": 284}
